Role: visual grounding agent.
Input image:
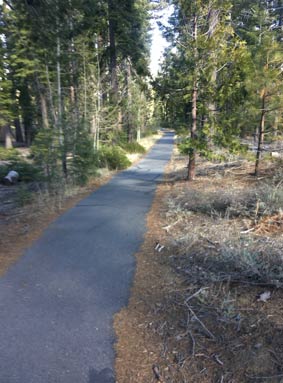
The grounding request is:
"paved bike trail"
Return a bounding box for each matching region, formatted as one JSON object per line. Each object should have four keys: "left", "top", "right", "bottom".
{"left": 0, "top": 132, "right": 174, "bottom": 383}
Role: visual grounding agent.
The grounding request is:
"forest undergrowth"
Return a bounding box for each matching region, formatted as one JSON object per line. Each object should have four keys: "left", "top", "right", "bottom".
{"left": 115, "top": 145, "right": 283, "bottom": 383}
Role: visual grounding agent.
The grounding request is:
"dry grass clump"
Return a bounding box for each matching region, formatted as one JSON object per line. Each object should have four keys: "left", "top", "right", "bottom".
{"left": 170, "top": 237, "right": 283, "bottom": 289}
{"left": 154, "top": 158, "right": 283, "bottom": 382}
{"left": 114, "top": 150, "right": 283, "bottom": 383}
{"left": 167, "top": 162, "right": 283, "bottom": 228}
{"left": 147, "top": 273, "right": 283, "bottom": 383}
{"left": 165, "top": 167, "right": 283, "bottom": 288}
{"left": 168, "top": 184, "right": 283, "bottom": 222}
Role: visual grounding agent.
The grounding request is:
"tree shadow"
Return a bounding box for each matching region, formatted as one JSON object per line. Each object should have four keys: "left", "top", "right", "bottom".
{"left": 88, "top": 368, "right": 115, "bottom": 383}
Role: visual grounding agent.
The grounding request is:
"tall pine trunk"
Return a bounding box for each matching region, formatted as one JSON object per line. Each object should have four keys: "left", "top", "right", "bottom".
{"left": 18, "top": 81, "right": 33, "bottom": 146}
{"left": 35, "top": 74, "right": 49, "bottom": 129}
{"left": 188, "top": 81, "right": 198, "bottom": 180}
{"left": 207, "top": 8, "right": 219, "bottom": 140}
{"left": 255, "top": 91, "right": 266, "bottom": 176}
{"left": 4, "top": 125, "right": 13, "bottom": 149}
{"left": 108, "top": 0, "right": 118, "bottom": 102}
{"left": 39, "top": 91, "right": 49, "bottom": 130}
{"left": 124, "top": 60, "right": 134, "bottom": 143}
{"left": 188, "top": 14, "right": 198, "bottom": 180}
{"left": 46, "top": 65, "right": 57, "bottom": 127}
{"left": 14, "top": 118, "right": 24, "bottom": 143}
{"left": 57, "top": 36, "right": 67, "bottom": 177}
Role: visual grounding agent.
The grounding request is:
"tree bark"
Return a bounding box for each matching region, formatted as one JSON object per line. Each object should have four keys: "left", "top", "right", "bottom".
{"left": 35, "top": 73, "right": 49, "bottom": 129}
{"left": 188, "top": 81, "right": 198, "bottom": 180}
{"left": 207, "top": 7, "right": 219, "bottom": 140}
{"left": 39, "top": 91, "right": 49, "bottom": 129}
{"left": 278, "top": 0, "right": 283, "bottom": 30}
{"left": 124, "top": 60, "right": 134, "bottom": 142}
{"left": 14, "top": 118, "right": 24, "bottom": 143}
{"left": 188, "top": 14, "right": 198, "bottom": 181}
{"left": 4, "top": 125, "right": 13, "bottom": 149}
{"left": 255, "top": 92, "right": 266, "bottom": 176}
{"left": 108, "top": 0, "right": 118, "bottom": 102}
{"left": 57, "top": 35, "right": 67, "bottom": 177}
{"left": 69, "top": 16, "right": 80, "bottom": 128}
{"left": 19, "top": 81, "right": 33, "bottom": 146}
{"left": 46, "top": 65, "right": 57, "bottom": 126}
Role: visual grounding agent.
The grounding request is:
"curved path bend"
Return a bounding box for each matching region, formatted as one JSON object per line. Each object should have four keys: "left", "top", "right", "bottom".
{"left": 0, "top": 132, "right": 174, "bottom": 383}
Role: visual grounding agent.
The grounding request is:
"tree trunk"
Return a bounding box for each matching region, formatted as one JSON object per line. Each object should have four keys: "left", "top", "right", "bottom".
{"left": 274, "top": 112, "right": 279, "bottom": 137}
{"left": 35, "top": 73, "right": 49, "bottom": 129}
{"left": 57, "top": 35, "right": 67, "bottom": 177}
{"left": 108, "top": 0, "right": 118, "bottom": 102}
{"left": 92, "top": 36, "right": 101, "bottom": 150}
{"left": 39, "top": 91, "right": 49, "bottom": 129}
{"left": 187, "top": 14, "right": 198, "bottom": 181}
{"left": 255, "top": 93, "right": 266, "bottom": 176}
{"left": 188, "top": 81, "right": 198, "bottom": 180}
{"left": 4, "top": 125, "right": 13, "bottom": 149}
{"left": 69, "top": 21, "right": 80, "bottom": 128}
{"left": 124, "top": 60, "right": 133, "bottom": 142}
{"left": 14, "top": 118, "right": 24, "bottom": 143}
{"left": 19, "top": 81, "right": 33, "bottom": 146}
{"left": 45, "top": 65, "right": 57, "bottom": 127}
{"left": 278, "top": 0, "right": 283, "bottom": 39}
{"left": 207, "top": 8, "right": 219, "bottom": 141}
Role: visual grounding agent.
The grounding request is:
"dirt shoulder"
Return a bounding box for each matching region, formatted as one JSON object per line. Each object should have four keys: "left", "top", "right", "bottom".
{"left": 115, "top": 148, "right": 283, "bottom": 383}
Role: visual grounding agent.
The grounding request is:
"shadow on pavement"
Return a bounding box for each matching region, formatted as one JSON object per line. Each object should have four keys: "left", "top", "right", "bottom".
{"left": 88, "top": 368, "right": 115, "bottom": 383}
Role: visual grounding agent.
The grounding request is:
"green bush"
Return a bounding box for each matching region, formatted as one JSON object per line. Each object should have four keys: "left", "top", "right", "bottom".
{"left": 256, "top": 184, "right": 283, "bottom": 216}
{"left": 70, "top": 133, "right": 99, "bottom": 185}
{"left": 0, "top": 147, "right": 20, "bottom": 161}
{"left": 120, "top": 141, "right": 146, "bottom": 154}
{"left": 142, "top": 128, "right": 159, "bottom": 137}
{"left": 31, "top": 130, "right": 61, "bottom": 181}
{"left": 98, "top": 146, "right": 131, "bottom": 170}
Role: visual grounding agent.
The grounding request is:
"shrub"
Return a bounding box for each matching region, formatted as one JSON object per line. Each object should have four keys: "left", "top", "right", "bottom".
{"left": 142, "top": 128, "right": 159, "bottom": 137}
{"left": 98, "top": 146, "right": 131, "bottom": 170}
{"left": 15, "top": 185, "right": 33, "bottom": 206}
{"left": 0, "top": 147, "right": 20, "bottom": 161}
{"left": 120, "top": 141, "right": 146, "bottom": 154}
{"left": 256, "top": 185, "right": 283, "bottom": 216}
{"left": 31, "top": 130, "right": 61, "bottom": 181}
{"left": 70, "top": 133, "right": 99, "bottom": 185}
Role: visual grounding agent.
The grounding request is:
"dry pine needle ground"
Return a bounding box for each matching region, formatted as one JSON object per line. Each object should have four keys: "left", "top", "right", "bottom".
{"left": 115, "top": 148, "right": 283, "bottom": 383}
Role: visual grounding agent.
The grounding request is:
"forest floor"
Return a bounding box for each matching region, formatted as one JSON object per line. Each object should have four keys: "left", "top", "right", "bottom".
{"left": 115, "top": 145, "right": 283, "bottom": 383}
{"left": 0, "top": 133, "right": 161, "bottom": 276}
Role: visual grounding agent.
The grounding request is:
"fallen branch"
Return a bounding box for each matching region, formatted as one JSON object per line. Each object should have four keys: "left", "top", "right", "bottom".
{"left": 213, "top": 354, "right": 224, "bottom": 366}
{"left": 240, "top": 228, "right": 255, "bottom": 234}
{"left": 185, "top": 287, "right": 208, "bottom": 304}
{"left": 246, "top": 373, "right": 283, "bottom": 380}
{"left": 163, "top": 218, "right": 181, "bottom": 232}
{"left": 186, "top": 305, "right": 215, "bottom": 340}
{"left": 152, "top": 365, "right": 165, "bottom": 382}
{"left": 188, "top": 330, "right": 196, "bottom": 357}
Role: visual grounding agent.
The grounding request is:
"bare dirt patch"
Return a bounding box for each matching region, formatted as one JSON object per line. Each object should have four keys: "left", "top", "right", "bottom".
{"left": 115, "top": 149, "right": 283, "bottom": 383}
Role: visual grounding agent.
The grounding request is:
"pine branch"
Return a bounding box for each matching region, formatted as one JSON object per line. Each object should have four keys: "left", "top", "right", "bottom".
{"left": 3, "top": 0, "right": 14, "bottom": 10}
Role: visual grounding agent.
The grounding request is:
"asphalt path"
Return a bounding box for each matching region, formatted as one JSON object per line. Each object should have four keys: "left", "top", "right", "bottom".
{"left": 0, "top": 132, "right": 174, "bottom": 383}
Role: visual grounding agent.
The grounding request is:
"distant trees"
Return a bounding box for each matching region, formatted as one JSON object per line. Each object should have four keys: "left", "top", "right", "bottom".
{"left": 154, "top": 0, "right": 283, "bottom": 177}
{"left": 0, "top": 0, "right": 152, "bottom": 182}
